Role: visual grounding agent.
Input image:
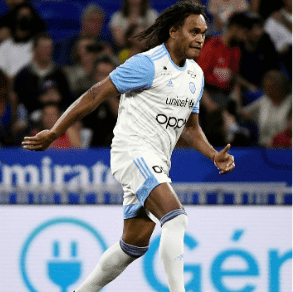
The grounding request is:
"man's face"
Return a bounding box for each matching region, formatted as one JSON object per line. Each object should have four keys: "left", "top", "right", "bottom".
{"left": 263, "top": 76, "right": 279, "bottom": 99}
{"left": 82, "top": 12, "right": 104, "bottom": 37}
{"left": 42, "top": 105, "right": 60, "bottom": 130}
{"left": 35, "top": 38, "right": 53, "bottom": 62}
{"left": 77, "top": 39, "right": 97, "bottom": 63}
{"left": 248, "top": 24, "right": 264, "bottom": 43}
{"left": 230, "top": 26, "right": 248, "bottom": 47}
{"left": 173, "top": 14, "right": 207, "bottom": 60}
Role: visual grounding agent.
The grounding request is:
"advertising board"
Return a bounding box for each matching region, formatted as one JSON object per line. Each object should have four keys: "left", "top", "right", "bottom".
{"left": 0, "top": 206, "right": 291, "bottom": 292}
{"left": 0, "top": 148, "right": 291, "bottom": 204}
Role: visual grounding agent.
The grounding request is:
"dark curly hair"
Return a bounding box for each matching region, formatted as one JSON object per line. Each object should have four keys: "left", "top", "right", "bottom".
{"left": 135, "top": 0, "right": 207, "bottom": 50}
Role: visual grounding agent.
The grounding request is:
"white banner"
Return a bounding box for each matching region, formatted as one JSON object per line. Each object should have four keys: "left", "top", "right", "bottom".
{"left": 0, "top": 206, "right": 291, "bottom": 292}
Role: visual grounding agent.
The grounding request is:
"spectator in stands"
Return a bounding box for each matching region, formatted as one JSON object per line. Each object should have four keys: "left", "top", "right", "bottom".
{"left": 53, "top": 3, "right": 112, "bottom": 66}
{"left": 207, "top": 0, "right": 250, "bottom": 36}
{"left": 64, "top": 37, "right": 117, "bottom": 97}
{"left": 222, "top": 107, "right": 251, "bottom": 146}
{"left": 63, "top": 37, "right": 97, "bottom": 97}
{"left": 30, "top": 102, "right": 82, "bottom": 149}
{"left": 0, "top": 3, "right": 46, "bottom": 79}
{"left": 238, "top": 14, "right": 280, "bottom": 106}
{"left": 118, "top": 23, "right": 146, "bottom": 63}
{"left": 250, "top": 0, "right": 285, "bottom": 20}
{"left": 110, "top": 0, "right": 158, "bottom": 49}
{"left": 196, "top": 12, "right": 251, "bottom": 146}
{"left": 194, "top": 105, "right": 251, "bottom": 147}
{"left": 0, "top": 69, "right": 16, "bottom": 146}
{"left": 197, "top": 13, "right": 250, "bottom": 112}
{"left": 270, "top": 109, "right": 292, "bottom": 149}
{"left": 14, "top": 33, "right": 73, "bottom": 117}
{"left": 264, "top": 0, "right": 292, "bottom": 76}
{"left": 82, "top": 56, "right": 119, "bottom": 147}
{"left": 242, "top": 70, "right": 292, "bottom": 147}
{"left": 0, "top": 0, "right": 46, "bottom": 43}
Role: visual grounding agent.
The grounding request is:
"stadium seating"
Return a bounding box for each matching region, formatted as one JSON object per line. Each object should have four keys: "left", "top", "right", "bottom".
{"left": 150, "top": 0, "right": 177, "bottom": 13}
{"left": 0, "top": 1, "right": 9, "bottom": 17}
{"left": 33, "top": 1, "right": 83, "bottom": 31}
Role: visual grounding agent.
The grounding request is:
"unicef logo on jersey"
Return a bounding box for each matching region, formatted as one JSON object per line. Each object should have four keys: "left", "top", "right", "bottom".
{"left": 20, "top": 218, "right": 107, "bottom": 292}
{"left": 189, "top": 82, "right": 196, "bottom": 94}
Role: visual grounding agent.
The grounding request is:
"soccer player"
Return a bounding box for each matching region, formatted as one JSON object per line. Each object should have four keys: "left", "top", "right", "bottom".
{"left": 22, "top": 1, "right": 235, "bottom": 291}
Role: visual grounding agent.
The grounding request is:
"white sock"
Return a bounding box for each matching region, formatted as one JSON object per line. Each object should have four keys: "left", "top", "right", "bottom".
{"left": 75, "top": 242, "right": 135, "bottom": 292}
{"left": 159, "top": 214, "right": 188, "bottom": 292}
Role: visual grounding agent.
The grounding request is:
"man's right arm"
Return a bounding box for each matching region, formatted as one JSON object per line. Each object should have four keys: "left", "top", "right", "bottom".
{"left": 22, "top": 77, "right": 119, "bottom": 151}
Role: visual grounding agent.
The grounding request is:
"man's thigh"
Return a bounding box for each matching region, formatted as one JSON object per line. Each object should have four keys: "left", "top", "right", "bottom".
{"left": 144, "top": 183, "right": 184, "bottom": 220}
{"left": 122, "top": 208, "right": 156, "bottom": 247}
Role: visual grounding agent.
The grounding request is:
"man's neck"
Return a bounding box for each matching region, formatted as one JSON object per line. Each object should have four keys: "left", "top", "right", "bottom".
{"left": 164, "top": 42, "right": 186, "bottom": 67}
{"left": 33, "top": 58, "right": 51, "bottom": 70}
{"left": 129, "top": 4, "right": 141, "bottom": 14}
{"left": 270, "top": 95, "right": 286, "bottom": 107}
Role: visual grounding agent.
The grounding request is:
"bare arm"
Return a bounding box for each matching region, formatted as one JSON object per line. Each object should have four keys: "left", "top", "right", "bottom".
{"left": 181, "top": 113, "right": 217, "bottom": 160}
{"left": 181, "top": 113, "right": 235, "bottom": 174}
{"left": 22, "top": 77, "right": 119, "bottom": 151}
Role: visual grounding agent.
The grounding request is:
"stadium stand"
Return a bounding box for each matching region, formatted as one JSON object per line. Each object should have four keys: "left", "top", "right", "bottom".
{"left": 0, "top": 1, "right": 9, "bottom": 17}
{"left": 33, "top": 1, "right": 83, "bottom": 42}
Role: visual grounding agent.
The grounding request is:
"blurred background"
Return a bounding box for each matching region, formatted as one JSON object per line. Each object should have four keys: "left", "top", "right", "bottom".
{"left": 0, "top": 0, "right": 291, "bottom": 291}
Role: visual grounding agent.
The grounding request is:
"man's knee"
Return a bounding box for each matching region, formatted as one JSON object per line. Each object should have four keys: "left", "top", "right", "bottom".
{"left": 160, "top": 209, "right": 188, "bottom": 229}
{"left": 120, "top": 238, "right": 149, "bottom": 258}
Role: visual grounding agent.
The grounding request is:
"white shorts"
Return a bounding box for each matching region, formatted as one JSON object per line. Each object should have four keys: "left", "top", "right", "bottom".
{"left": 110, "top": 148, "right": 172, "bottom": 222}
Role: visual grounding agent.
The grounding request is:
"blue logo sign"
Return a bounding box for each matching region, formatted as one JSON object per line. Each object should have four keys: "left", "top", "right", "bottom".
{"left": 189, "top": 82, "right": 196, "bottom": 94}
{"left": 20, "top": 218, "right": 108, "bottom": 292}
{"left": 143, "top": 230, "right": 292, "bottom": 292}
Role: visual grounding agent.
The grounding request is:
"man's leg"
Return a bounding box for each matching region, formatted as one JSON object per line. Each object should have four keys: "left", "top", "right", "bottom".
{"left": 145, "top": 183, "right": 188, "bottom": 292}
{"left": 75, "top": 209, "right": 155, "bottom": 292}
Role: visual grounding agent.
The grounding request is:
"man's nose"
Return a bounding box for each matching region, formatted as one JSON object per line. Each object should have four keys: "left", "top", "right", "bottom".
{"left": 195, "top": 34, "right": 205, "bottom": 44}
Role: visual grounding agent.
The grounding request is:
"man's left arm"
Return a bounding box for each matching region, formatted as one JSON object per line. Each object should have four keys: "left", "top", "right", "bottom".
{"left": 181, "top": 113, "right": 235, "bottom": 175}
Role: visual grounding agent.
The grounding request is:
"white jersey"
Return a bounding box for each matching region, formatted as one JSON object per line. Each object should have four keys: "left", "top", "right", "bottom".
{"left": 109, "top": 44, "right": 204, "bottom": 166}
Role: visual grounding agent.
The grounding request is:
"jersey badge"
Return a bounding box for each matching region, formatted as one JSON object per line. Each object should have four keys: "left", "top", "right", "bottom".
{"left": 162, "top": 66, "right": 171, "bottom": 76}
{"left": 189, "top": 82, "right": 196, "bottom": 94}
{"left": 187, "top": 70, "right": 196, "bottom": 78}
{"left": 167, "top": 80, "right": 174, "bottom": 87}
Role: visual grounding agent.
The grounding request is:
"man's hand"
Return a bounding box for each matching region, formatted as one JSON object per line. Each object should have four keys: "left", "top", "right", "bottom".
{"left": 22, "top": 130, "right": 56, "bottom": 151}
{"left": 214, "top": 144, "right": 235, "bottom": 175}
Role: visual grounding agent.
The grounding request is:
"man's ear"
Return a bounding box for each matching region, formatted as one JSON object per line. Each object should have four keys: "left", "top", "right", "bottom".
{"left": 169, "top": 26, "right": 179, "bottom": 40}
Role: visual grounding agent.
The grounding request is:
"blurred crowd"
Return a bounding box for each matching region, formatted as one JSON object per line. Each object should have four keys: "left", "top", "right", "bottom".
{"left": 0, "top": 0, "right": 291, "bottom": 149}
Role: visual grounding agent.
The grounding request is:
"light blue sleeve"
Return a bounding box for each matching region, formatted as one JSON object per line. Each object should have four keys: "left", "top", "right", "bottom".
{"left": 192, "top": 76, "right": 204, "bottom": 114}
{"left": 109, "top": 54, "right": 155, "bottom": 94}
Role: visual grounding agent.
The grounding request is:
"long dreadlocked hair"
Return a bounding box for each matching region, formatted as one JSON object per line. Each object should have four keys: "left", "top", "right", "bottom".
{"left": 135, "top": 0, "right": 207, "bottom": 50}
